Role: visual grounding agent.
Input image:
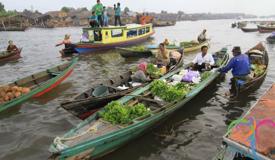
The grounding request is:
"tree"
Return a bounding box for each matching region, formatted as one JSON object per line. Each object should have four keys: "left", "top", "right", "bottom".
{"left": 61, "top": 7, "right": 70, "bottom": 13}
{"left": 0, "top": 2, "right": 5, "bottom": 13}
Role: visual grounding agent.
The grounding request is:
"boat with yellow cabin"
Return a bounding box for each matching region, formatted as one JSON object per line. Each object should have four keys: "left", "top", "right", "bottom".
{"left": 75, "top": 23, "right": 154, "bottom": 54}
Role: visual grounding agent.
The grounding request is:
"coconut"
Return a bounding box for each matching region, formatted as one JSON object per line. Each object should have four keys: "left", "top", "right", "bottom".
{"left": 22, "top": 88, "right": 30, "bottom": 94}
{"left": 14, "top": 92, "right": 21, "bottom": 98}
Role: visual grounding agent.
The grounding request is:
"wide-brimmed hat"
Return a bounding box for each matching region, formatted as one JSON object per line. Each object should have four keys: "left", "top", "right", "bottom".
{"left": 232, "top": 46, "right": 241, "bottom": 53}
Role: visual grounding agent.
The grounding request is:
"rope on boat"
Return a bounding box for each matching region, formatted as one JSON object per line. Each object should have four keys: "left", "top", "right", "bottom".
{"left": 53, "top": 122, "right": 100, "bottom": 151}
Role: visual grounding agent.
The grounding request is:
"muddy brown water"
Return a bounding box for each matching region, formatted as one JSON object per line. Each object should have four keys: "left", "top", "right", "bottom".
{"left": 0, "top": 19, "right": 274, "bottom": 160}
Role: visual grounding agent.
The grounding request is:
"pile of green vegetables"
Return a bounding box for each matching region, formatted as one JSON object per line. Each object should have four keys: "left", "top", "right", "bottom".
{"left": 252, "top": 64, "right": 266, "bottom": 77}
{"left": 146, "top": 63, "right": 162, "bottom": 79}
{"left": 131, "top": 46, "right": 147, "bottom": 52}
{"left": 180, "top": 41, "right": 196, "bottom": 48}
{"left": 100, "top": 101, "right": 150, "bottom": 125}
{"left": 150, "top": 80, "right": 192, "bottom": 102}
{"left": 200, "top": 71, "right": 212, "bottom": 81}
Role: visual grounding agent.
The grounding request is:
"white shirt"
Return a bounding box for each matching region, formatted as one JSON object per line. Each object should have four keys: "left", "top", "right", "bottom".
{"left": 192, "top": 53, "right": 215, "bottom": 65}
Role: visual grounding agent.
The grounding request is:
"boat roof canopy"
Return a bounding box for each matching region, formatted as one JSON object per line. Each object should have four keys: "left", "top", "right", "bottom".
{"left": 83, "top": 23, "right": 152, "bottom": 31}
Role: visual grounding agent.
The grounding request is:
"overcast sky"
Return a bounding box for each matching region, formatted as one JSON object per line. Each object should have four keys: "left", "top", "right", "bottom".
{"left": 1, "top": 0, "right": 275, "bottom": 16}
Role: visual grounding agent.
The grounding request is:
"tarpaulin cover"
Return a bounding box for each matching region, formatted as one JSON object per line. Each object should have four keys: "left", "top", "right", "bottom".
{"left": 228, "top": 84, "right": 275, "bottom": 158}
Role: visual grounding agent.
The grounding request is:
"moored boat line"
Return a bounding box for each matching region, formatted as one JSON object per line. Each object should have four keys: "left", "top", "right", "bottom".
{"left": 49, "top": 48, "right": 229, "bottom": 159}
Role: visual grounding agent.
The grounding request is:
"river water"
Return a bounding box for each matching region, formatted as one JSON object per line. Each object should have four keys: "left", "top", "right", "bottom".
{"left": 0, "top": 19, "right": 274, "bottom": 160}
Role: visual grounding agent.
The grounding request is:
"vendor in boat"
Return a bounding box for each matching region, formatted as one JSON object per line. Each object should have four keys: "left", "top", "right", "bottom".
{"left": 131, "top": 62, "right": 151, "bottom": 83}
{"left": 197, "top": 29, "right": 207, "bottom": 43}
{"left": 163, "top": 38, "right": 170, "bottom": 46}
{"left": 7, "top": 40, "right": 19, "bottom": 52}
{"left": 156, "top": 43, "right": 170, "bottom": 67}
{"left": 219, "top": 46, "right": 251, "bottom": 95}
{"left": 191, "top": 45, "right": 215, "bottom": 72}
{"left": 89, "top": 11, "right": 99, "bottom": 28}
{"left": 156, "top": 43, "right": 182, "bottom": 69}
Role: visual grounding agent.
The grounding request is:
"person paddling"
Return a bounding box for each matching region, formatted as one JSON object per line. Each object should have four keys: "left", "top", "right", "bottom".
{"left": 197, "top": 29, "right": 207, "bottom": 43}
{"left": 7, "top": 40, "right": 19, "bottom": 52}
{"left": 56, "top": 34, "right": 76, "bottom": 56}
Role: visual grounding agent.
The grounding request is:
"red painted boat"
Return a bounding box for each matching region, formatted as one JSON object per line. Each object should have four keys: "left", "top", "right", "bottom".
{"left": 0, "top": 48, "right": 22, "bottom": 63}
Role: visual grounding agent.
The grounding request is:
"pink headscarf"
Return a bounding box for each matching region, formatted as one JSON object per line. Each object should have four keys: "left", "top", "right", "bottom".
{"left": 138, "top": 62, "right": 147, "bottom": 72}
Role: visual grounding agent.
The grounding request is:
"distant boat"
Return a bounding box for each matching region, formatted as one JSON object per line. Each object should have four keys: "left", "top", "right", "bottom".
{"left": 241, "top": 25, "right": 258, "bottom": 32}
{"left": 0, "top": 48, "right": 22, "bottom": 63}
{"left": 74, "top": 24, "right": 155, "bottom": 54}
{"left": 266, "top": 32, "right": 275, "bottom": 43}
{"left": 0, "top": 27, "right": 27, "bottom": 32}
{"left": 258, "top": 24, "right": 275, "bottom": 33}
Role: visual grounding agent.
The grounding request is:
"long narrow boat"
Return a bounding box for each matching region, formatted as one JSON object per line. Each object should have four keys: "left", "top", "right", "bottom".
{"left": 214, "top": 84, "right": 275, "bottom": 160}
{"left": 75, "top": 24, "right": 155, "bottom": 54}
{"left": 61, "top": 49, "right": 184, "bottom": 120}
{"left": 258, "top": 24, "right": 275, "bottom": 33}
{"left": 241, "top": 27, "right": 258, "bottom": 32}
{"left": 180, "top": 39, "right": 210, "bottom": 53}
{"left": 0, "top": 48, "right": 22, "bottom": 63}
{"left": 233, "top": 43, "right": 268, "bottom": 97}
{"left": 0, "top": 27, "right": 27, "bottom": 32}
{"left": 117, "top": 44, "right": 183, "bottom": 58}
{"left": 49, "top": 49, "right": 229, "bottom": 160}
{"left": 116, "top": 46, "right": 153, "bottom": 58}
{"left": 266, "top": 33, "right": 275, "bottom": 44}
{"left": 0, "top": 57, "right": 78, "bottom": 112}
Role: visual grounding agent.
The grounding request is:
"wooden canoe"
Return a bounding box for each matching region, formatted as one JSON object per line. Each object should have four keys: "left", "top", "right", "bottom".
{"left": 0, "top": 48, "right": 22, "bottom": 63}
{"left": 61, "top": 50, "right": 185, "bottom": 120}
{"left": 116, "top": 47, "right": 153, "bottom": 58}
{"left": 214, "top": 84, "right": 275, "bottom": 160}
{"left": 258, "top": 25, "right": 275, "bottom": 33}
{"left": 266, "top": 36, "right": 275, "bottom": 44}
{"left": 49, "top": 49, "right": 229, "bottom": 160}
{"left": 0, "top": 27, "right": 27, "bottom": 32}
{"left": 233, "top": 43, "right": 268, "bottom": 97}
{"left": 0, "top": 57, "right": 78, "bottom": 112}
{"left": 181, "top": 39, "right": 210, "bottom": 53}
{"left": 241, "top": 27, "right": 258, "bottom": 32}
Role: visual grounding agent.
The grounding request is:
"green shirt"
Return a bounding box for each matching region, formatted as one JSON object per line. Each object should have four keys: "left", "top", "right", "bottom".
{"left": 92, "top": 3, "right": 103, "bottom": 16}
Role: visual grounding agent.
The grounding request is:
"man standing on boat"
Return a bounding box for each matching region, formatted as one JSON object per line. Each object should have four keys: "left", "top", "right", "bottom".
{"left": 191, "top": 45, "right": 215, "bottom": 72}
{"left": 92, "top": 0, "right": 104, "bottom": 27}
{"left": 114, "top": 2, "right": 122, "bottom": 26}
{"left": 219, "top": 46, "right": 251, "bottom": 95}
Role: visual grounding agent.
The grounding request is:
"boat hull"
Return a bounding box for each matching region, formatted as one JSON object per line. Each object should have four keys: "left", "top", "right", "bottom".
{"left": 184, "top": 40, "right": 210, "bottom": 53}
{"left": 241, "top": 27, "right": 258, "bottom": 32}
{"left": 0, "top": 49, "right": 22, "bottom": 63}
{"left": 75, "top": 32, "right": 154, "bottom": 54}
{"left": 266, "top": 36, "right": 275, "bottom": 43}
{"left": 0, "top": 58, "right": 78, "bottom": 112}
{"left": 258, "top": 25, "right": 275, "bottom": 33}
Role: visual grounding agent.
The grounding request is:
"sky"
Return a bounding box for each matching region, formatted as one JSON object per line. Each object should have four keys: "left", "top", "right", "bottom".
{"left": 1, "top": 0, "right": 275, "bottom": 16}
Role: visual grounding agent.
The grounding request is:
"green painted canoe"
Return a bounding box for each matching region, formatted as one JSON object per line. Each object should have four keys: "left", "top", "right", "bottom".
{"left": 49, "top": 50, "right": 229, "bottom": 160}
{"left": 0, "top": 57, "right": 78, "bottom": 112}
{"left": 180, "top": 39, "right": 210, "bottom": 53}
